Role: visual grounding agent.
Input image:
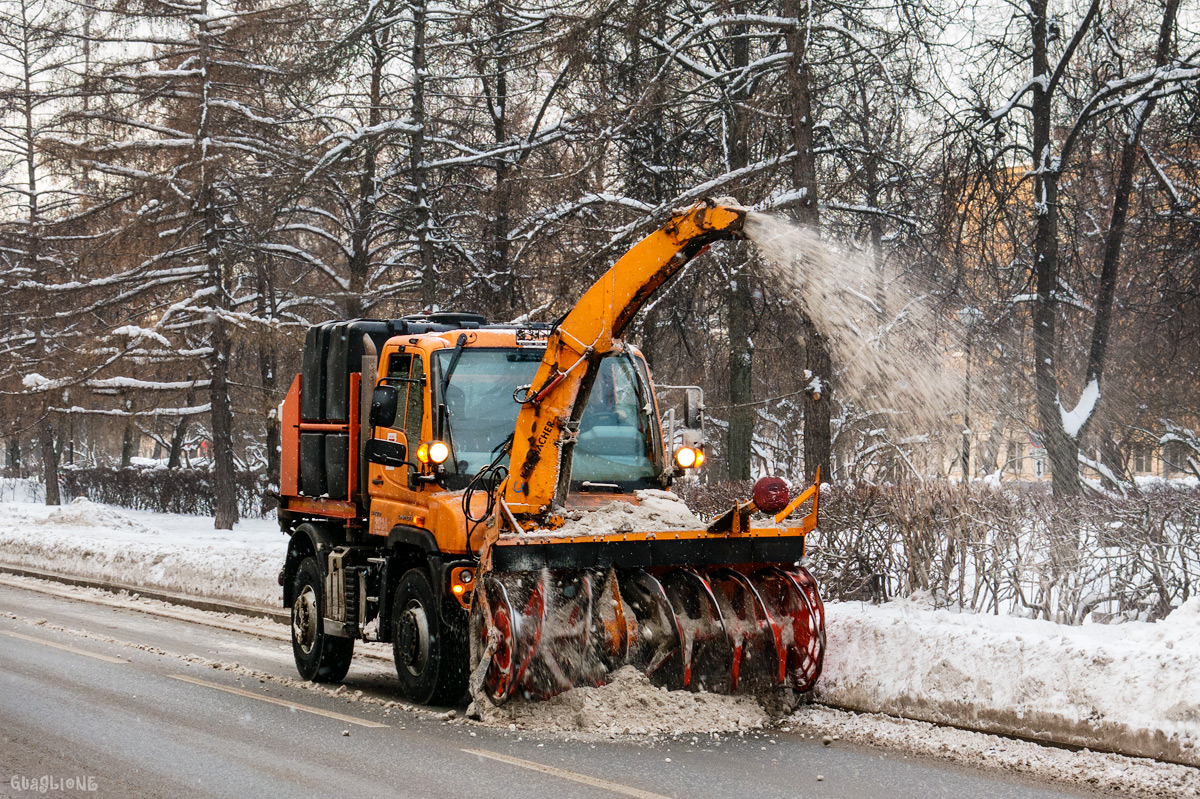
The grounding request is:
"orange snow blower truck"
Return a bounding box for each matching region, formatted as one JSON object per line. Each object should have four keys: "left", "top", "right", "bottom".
{"left": 276, "top": 199, "right": 824, "bottom": 705}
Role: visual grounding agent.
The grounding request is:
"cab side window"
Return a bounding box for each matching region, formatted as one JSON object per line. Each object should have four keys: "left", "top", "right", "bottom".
{"left": 387, "top": 352, "right": 425, "bottom": 447}
{"left": 404, "top": 354, "right": 424, "bottom": 447}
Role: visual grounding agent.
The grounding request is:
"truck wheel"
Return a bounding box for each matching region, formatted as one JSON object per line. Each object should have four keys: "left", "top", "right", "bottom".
{"left": 392, "top": 568, "right": 468, "bottom": 705}
{"left": 291, "top": 557, "right": 354, "bottom": 683}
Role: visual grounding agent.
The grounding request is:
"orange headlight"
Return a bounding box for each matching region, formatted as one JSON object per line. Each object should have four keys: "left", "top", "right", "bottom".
{"left": 675, "top": 446, "right": 698, "bottom": 469}
{"left": 428, "top": 440, "right": 450, "bottom": 465}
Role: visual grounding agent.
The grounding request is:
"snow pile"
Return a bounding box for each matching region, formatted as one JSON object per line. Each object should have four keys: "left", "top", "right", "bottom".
{"left": 470, "top": 665, "right": 768, "bottom": 735}
{"left": 818, "top": 597, "right": 1200, "bottom": 766}
{"left": 0, "top": 498, "right": 283, "bottom": 608}
{"left": 545, "top": 490, "right": 703, "bottom": 538}
{"left": 35, "top": 499, "right": 151, "bottom": 531}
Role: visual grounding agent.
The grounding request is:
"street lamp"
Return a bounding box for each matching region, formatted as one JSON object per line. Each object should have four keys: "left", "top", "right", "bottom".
{"left": 957, "top": 307, "right": 984, "bottom": 483}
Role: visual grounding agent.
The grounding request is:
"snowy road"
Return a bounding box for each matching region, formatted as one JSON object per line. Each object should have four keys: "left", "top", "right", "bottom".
{"left": 0, "top": 581, "right": 1098, "bottom": 799}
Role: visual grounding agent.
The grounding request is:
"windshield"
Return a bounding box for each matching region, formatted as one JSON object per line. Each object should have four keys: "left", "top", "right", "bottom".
{"left": 571, "top": 355, "right": 658, "bottom": 485}
{"left": 438, "top": 349, "right": 541, "bottom": 475}
{"left": 435, "top": 348, "right": 660, "bottom": 487}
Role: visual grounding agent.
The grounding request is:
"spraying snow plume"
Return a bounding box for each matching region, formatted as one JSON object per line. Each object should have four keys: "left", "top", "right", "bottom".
{"left": 744, "top": 213, "right": 964, "bottom": 439}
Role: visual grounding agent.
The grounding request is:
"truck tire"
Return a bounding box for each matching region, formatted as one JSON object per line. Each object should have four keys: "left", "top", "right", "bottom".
{"left": 392, "top": 568, "right": 468, "bottom": 705}
{"left": 291, "top": 557, "right": 354, "bottom": 682}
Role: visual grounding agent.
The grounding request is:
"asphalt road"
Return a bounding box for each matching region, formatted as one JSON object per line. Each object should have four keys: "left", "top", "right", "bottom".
{"left": 0, "top": 581, "right": 1098, "bottom": 799}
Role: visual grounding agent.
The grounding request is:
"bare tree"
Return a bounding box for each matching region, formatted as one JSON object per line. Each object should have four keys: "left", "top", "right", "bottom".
{"left": 978, "top": 0, "right": 1195, "bottom": 494}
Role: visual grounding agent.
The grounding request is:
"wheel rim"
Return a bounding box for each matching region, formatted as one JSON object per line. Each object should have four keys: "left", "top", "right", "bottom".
{"left": 293, "top": 584, "right": 318, "bottom": 656}
{"left": 398, "top": 599, "right": 432, "bottom": 678}
{"left": 473, "top": 576, "right": 518, "bottom": 704}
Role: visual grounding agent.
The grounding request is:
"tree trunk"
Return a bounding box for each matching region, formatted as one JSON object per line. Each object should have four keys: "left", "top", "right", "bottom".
{"left": 197, "top": 2, "right": 239, "bottom": 529}
{"left": 347, "top": 32, "right": 385, "bottom": 317}
{"left": 121, "top": 419, "right": 135, "bottom": 467}
{"left": 1028, "top": 0, "right": 1080, "bottom": 495}
{"left": 209, "top": 322, "right": 239, "bottom": 529}
{"left": 260, "top": 347, "right": 280, "bottom": 487}
{"left": 253, "top": 248, "right": 280, "bottom": 490}
{"left": 7, "top": 436, "right": 20, "bottom": 473}
{"left": 411, "top": 0, "right": 437, "bottom": 310}
{"left": 801, "top": 315, "right": 832, "bottom": 483}
{"left": 980, "top": 417, "right": 1006, "bottom": 474}
{"left": 1097, "top": 424, "right": 1130, "bottom": 490}
{"left": 727, "top": 252, "right": 754, "bottom": 480}
{"left": 482, "top": 0, "right": 516, "bottom": 316}
{"left": 784, "top": 9, "right": 831, "bottom": 483}
{"left": 167, "top": 379, "right": 193, "bottom": 469}
{"left": 41, "top": 417, "right": 60, "bottom": 506}
{"left": 622, "top": 7, "right": 669, "bottom": 367}
{"left": 724, "top": 18, "right": 754, "bottom": 481}
{"left": 1081, "top": 0, "right": 1179, "bottom": 423}
{"left": 261, "top": 340, "right": 280, "bottom": 514}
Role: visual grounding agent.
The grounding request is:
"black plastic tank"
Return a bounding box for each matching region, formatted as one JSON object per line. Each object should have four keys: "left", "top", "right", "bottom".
{"left": 324, "top": 433, "right": 350, "bottom": 499}
{"left": 299, "top": 432, "right": 326, "bottom": 497}
{"left": 300, "top": 322, "right": 336, "bottom": 422}
{"left": 324, "top": 320, "right": 396, "bottom": 422}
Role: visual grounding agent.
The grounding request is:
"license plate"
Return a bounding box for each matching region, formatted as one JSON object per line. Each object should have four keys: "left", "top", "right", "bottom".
{"left": 516, "top": 327, "right": 550, "bottom": 348}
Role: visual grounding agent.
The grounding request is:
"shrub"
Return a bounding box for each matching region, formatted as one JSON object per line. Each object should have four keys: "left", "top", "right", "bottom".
{"left": 680, "top": 480, "right": 1200, "bottom": 624}
{"left": 59, "top": 466, "right": 274, "bottom": 519}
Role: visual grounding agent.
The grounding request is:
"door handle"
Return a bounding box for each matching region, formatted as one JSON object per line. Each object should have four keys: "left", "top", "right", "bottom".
{"left": 371, "top": 477, "right": 384, "bottom": 486}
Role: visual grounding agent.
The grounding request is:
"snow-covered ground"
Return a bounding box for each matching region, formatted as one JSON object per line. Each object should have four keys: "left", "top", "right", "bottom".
{"left": 820, "top": 594, "right": 1200, "bottom": 767}
{"left": 0, "top": 496, "right": 283, "bottom": 607}
{"left": 1, "top": 493, "right": 1197, "bottom": 771}
{"left": 0, "top": 477, "right": 45, "bottom": 504}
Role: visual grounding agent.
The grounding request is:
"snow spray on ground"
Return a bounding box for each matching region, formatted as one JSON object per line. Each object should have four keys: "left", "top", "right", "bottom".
{"left": 469, "top": 665, "right": 769, "bottom": 735}
{"left": 743, "top": 213, "right": 968, "bottom": 440}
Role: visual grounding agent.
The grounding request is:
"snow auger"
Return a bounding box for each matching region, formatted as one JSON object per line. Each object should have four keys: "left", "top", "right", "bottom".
{"left": 467, "top": 478, "right": 824, "bottom": 703}
{"left": 276, "top": 198, "right": 825, "bottom": 706}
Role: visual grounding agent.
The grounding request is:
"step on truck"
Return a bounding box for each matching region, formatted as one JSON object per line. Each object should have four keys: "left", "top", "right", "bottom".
{"left": 276, "top": 199, "right": 825, "bottom": 705}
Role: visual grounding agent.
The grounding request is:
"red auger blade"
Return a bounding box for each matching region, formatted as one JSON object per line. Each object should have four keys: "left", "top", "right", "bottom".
{"left": 661, "top": 569, "right": 731, "bottom": 692}
{"left": 618, "top": 569, "right": 685, "bottom": 685}
{"left": 710, "top": 568, "right": 785, "bottom": 690}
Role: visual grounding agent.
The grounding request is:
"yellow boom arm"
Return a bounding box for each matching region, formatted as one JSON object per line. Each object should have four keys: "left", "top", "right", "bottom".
{"left": 502, "top": 199, "right": 747, "bottom": 517}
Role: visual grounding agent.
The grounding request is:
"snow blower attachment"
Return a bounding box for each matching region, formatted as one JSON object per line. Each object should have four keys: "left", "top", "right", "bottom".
{"left": 467, "top": 199, "right": 825, "bottom": 703}
{"left": 276, "top": 198, "right": 825, "bottom": 706}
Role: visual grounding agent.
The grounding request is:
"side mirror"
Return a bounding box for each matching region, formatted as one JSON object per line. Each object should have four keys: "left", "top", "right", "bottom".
{"left": 684, "top": 387, "right": 705, "bottom": 430}
{"left": 369, "top": 385, "right": 399, "bottom": 428}
{"left": 365, "top": 438, "right": 407, "bottom": 468}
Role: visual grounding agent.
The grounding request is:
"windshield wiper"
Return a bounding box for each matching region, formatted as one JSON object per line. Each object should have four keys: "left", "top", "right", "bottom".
{"left": 436, "top": 333, "right": 468, "bottom": 447}
{"left": 440, "top": 333, "right": 468, "bottom": 396}
{"left": 580, "top": 481, "right": 623, "bottom": 493}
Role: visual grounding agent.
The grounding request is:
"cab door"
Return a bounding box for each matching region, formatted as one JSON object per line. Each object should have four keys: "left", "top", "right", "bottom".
{"left": 369, "top": 348, "right": 428, "bottom": 504}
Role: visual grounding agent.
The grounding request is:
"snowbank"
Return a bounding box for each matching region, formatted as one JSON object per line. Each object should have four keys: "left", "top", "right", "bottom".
{"left": 0, "top": 498, "right": 283, "bottom": 607}
{"left": 819, "top": 596, "right": 1200, "bottom": 766}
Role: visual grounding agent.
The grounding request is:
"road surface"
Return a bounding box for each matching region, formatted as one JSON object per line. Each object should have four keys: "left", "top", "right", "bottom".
{"left": 0, "top": 579, "right": 1101, "bottom": 799}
